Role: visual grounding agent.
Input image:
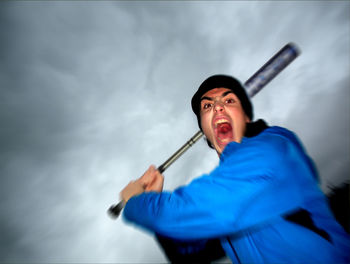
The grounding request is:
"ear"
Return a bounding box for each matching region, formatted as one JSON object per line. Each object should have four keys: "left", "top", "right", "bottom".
{"left": 245, "top": 114, "right": 251, "bottom": 123}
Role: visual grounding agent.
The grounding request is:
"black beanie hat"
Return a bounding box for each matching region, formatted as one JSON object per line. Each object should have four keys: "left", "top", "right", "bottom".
{"left": 191, "top": 74, "right": 253, "bottom": 130}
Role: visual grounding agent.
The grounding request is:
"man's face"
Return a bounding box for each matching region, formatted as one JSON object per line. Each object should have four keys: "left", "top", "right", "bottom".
{"left": 200, "top": 87, "right": 250, "bottom": 155}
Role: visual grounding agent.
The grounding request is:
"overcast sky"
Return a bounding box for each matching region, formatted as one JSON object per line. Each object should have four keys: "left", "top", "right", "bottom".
{"left": 0, "top": 1, "right": 349, "bottom": 263}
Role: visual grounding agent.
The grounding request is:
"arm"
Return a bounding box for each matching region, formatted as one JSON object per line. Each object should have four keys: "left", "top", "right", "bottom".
{"left": 124, "top": 128, "right": 314, "bottom": 239}
{"left": 120, "top": 166, "right": 226, "bottom": 261}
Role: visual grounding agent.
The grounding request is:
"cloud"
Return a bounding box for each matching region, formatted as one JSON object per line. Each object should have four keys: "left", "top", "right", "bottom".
{"left": 0, "top": 1, "right": 349, "bottom": 262}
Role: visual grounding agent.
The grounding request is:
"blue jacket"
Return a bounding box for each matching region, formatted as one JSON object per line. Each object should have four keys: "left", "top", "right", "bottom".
{"left": 124, "top": 126, "right": 350, "bottom": 263}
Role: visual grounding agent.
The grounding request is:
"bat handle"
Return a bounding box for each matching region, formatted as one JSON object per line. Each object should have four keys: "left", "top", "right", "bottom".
{"left": 107, "top": 131, "right": 204, "bottom": 219}
{"left": 108, "top": 200, "right": 126, "bottom": 219}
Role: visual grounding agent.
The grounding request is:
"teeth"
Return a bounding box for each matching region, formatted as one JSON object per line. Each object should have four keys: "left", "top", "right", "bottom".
{"left": 215, "top": 119, "right": 229, "bottom": 127}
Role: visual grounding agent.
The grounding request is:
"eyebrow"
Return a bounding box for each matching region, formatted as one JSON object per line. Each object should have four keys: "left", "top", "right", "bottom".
{"left": 200, "top": 90, "right": 234, "bottom": 102}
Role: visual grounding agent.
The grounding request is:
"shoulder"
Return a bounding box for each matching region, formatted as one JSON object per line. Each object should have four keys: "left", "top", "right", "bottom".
{"left": 230, "top": 126, "right": 297, "bottom": 155}
{"left": 221, "top": 126, "right": 303, "bottom": 166}
{"left": 248, "top": 126, "right": 301, "bottom": 150}
{"left": 264, "top": 126, "right": 298, "bottom": 140}
{"left": 246, "top": 126, "right": 313, "bottom": 173}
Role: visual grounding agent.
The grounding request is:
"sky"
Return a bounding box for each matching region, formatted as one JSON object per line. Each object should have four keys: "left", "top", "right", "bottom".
{"left": 0, "top": 1, "right": 349, "bottom": 263}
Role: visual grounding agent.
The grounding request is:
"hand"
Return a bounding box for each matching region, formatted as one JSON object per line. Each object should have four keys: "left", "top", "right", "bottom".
{"left": 120, "top": 180, "right": 145, "bottom": 203}
{"left": 138, "top": 165, "right": 164, "bottom": 192}
{"left": 119, "top": 165, "right": 164, "bottom": 203}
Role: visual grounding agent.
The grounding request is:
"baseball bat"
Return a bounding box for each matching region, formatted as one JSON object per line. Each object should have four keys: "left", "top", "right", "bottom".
{"left": 108, "top": 42, "right": 300, "bottom": 219}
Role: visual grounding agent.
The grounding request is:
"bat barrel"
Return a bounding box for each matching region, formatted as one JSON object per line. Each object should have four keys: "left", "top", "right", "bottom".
{"left": 244, "top": 42, "right": 300, "bottom": 97}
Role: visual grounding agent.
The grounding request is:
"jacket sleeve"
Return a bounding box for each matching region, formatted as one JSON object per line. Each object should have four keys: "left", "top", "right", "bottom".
{"left": 123, "top": 129, "right": 317, "bottom": 240}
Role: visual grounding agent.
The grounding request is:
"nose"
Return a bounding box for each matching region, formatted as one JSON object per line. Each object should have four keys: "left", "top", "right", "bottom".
{"left": 214, "top": 101, "right": 224, "bottom": 113}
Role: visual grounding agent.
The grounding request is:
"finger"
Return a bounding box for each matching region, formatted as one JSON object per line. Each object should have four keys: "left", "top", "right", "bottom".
{"left": 139, "top": 165, "right": 157, "bottom": 186}
{"left": 154, "top": 169, "right": 164, "bottom": 180}
{"left": 139, "top": 165, "right": 153, "bottom": 180}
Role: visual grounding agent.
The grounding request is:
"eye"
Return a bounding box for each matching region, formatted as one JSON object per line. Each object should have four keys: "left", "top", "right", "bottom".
{"left": 225, "top": 98, "right": 235, "bottom": 104}
{"left": 202, "top": 102, "right": 212, "bottom": 110}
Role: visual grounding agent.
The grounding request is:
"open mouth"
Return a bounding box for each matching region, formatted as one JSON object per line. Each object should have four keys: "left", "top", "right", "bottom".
{"left": 214, "top": 119, "right": 233, "bottom": 145}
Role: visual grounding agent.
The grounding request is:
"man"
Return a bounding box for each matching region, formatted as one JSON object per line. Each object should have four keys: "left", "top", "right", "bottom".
{"left": 120, "top": 75, "right": 350, "bottom": 263}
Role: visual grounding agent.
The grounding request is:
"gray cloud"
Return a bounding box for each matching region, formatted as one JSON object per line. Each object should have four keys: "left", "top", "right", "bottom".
{"left": 0, "top": 1, "right": 349, "bottom": 263}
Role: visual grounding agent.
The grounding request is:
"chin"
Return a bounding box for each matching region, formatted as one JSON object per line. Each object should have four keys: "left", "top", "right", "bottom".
{"left": 214, "top": 144, "right": 225, "bottom": 155}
